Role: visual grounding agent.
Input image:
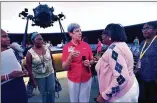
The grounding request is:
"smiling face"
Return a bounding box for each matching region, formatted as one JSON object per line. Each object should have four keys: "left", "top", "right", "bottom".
{"left": 142, "top": 23, "right": 157, "bottom": 39}
{"left": 69, "top": 27, "right": 82, "bottom": 42}
{"left": 1, "top": 29, "right": 10, "bottom": 48}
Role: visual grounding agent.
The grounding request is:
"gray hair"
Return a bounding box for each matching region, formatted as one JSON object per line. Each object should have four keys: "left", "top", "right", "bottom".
{"left": 67, "top": 23, "right": 80, "bottom": 33}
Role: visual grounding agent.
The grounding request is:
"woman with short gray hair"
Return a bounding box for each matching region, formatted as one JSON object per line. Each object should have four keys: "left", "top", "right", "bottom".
{"left": 62, "top": 23, "right": 95, "bottom": 102}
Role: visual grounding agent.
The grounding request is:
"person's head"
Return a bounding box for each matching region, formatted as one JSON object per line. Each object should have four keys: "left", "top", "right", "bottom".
{"left": 67, "top": 23, "right": 82, "bottom": 42}
{"left": 82, "top": 37, "right": 88, "bottom": 43}
{"left": 10, "top": 42, "right": 24, "bottom": 52}
{"left": 30, "top": 32, "right": 43, "bottom": 48}
{"left": 97, "top": 38, "right": 100, "bottom": 41}
{"left": 142, "top": 21, "right": 157, "bottom": 39}
{"left": 1, "top": 29, "right": 10, "bottom": 48}
{"left": 102, "top": 23, "right": 127, "bottom": 45}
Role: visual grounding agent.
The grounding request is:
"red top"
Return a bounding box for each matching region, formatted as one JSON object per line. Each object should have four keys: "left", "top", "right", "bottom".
{"left": 97, "top": 41, "right": 102, "bottom": 52}
{"left": 62, "top": 41, "right": 93, "bottom": 83}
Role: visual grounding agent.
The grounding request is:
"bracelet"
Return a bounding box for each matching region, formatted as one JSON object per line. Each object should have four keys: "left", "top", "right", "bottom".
{"left": 7, "top": 74, "right": 9, "bottom": 80}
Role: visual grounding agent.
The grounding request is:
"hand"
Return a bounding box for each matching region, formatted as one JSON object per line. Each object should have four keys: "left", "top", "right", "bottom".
{"left": 32, "top": 79, "right": 38, "bottom": 88}
{"left": 134, "top": 69, "right": 139, "bottom": 74}
{"left": 83, "top": 60, "right": 90, "bottom": 67}
{"left": 9, "top": 70, "right": 25, "bottom": 79}
{"left": 93, "top": 56, "right": 100, "bottom": 61}
{"left": 69, "top": 50, "right": 80, "bottom": 59}
{"left": 96, "top": 94, "right": 105, "bottom": 103}
{"left": 23, "top": 69, "right": 29, "bottom": 76}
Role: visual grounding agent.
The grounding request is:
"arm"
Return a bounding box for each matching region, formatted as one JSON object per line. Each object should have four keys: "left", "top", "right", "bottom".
{"left": 62, "top": 46, "right": 79, "bottom": 70}
{"left": 62, "top": 55, "right": 72, "bottom": 70}
{"left": 47, "top": 46, "right": 56, "bottom": 73}
{"left": 62, "top": 46, "right": 72, "bottom": 70}
{"left": 50, "top": 53, "right": 57, "bottom": 77}
{"left": 1, "top": 71, "right": 25, "bottom": 82}
{"left": 1, "top": 58, "right": 27, "bottom": 82}
{"left": 101, "top": 49, "right": 129, "bottom": 101}
{"left": 83, "top": 44, "right": 96, "bottom": 67}
{"left": 26, "top": 52, "right": 37, "bottom": 88}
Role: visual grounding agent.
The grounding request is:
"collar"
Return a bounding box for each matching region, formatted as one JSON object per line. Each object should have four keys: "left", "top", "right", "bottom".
{"left": 70, "top": 40, "right": 82, "bottom": 47}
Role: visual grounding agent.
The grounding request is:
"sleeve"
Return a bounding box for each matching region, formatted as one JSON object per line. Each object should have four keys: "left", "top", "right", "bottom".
{"left": 62, "top": 45, "right": 69, "bottom": 62}
{"left": 101, "top": 47, "right": 129, "bottom": 101}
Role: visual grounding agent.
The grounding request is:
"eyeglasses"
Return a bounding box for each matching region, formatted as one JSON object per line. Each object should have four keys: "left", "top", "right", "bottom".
{"left": 101, "top": 32, "right": 110, "bottom": 37}
{"left": 35, "top": 38, "right": 43, "bottom": 41}
{"left": 1, "top": 35, "right": 8, "bottom": 38}
{"left": 141, "top": 27, "right": 153, "bottom": 32}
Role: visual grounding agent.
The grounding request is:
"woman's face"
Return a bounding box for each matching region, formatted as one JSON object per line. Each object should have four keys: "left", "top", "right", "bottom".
{"left": 101, "top": 30, "right": 112, "bottom": 45}
{"left": 33, "top": 34, "right": 43, "bottom": 47}
{"left": 142, "top": 24, "right": 156, "bottom": 39}
{"left": 70, "top": 27, "right": 82, "bottom": 42}
{"left": 1, "top": 32, "right": 10, "bottom": 47}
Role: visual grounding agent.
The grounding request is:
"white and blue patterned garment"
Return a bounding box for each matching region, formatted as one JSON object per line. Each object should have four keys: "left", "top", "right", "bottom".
{"left": 106, "top": 44, "right": 126, "bottom": 98}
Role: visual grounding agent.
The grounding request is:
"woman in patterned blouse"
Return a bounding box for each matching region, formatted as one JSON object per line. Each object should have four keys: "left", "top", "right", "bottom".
{"left": 26, "top": 32, "right": 56, "bottom": 103}
{"left": 96, "top": 23, "right": 139, "bottom": 103}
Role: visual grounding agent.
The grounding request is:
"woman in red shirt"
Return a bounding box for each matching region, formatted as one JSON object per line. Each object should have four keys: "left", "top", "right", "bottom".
{"left": 62, "top": 23, "right": 95, "bottom": 103}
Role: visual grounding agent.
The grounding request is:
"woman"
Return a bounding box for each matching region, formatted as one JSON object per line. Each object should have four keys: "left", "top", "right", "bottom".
{"left": 96, "top": 23, "right": 139, "bottom": 103}
{"left": 26, "top": 32, "right": 55, "bottom": 103}
{"left": 96, "top": 38, "right": 102, "bottom": 57}
{"left": 137, "top": 21, "right": 157, "bottom": 102}
{"left": 133, "top": 36, "right": 139, "bottom": 46}
{"left": 1, "top": 29, "right": 28, "bottom": 103}
{"left": 62, "top": 23, "right": 95, "bottom": 102}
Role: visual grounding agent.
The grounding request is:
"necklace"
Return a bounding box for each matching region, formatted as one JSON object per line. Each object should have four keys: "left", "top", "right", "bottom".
{"left": 137, "top": 36, "right": 157, "bottom": 69}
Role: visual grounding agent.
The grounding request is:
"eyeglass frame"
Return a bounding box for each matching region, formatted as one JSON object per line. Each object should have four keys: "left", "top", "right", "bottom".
{"left": 141, "top": 27, "right": 154, "bottom": 32}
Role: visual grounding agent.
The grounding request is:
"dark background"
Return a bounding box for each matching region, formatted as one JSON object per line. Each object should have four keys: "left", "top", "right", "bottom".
{"left": 8, "top": 22, "right": 145, "bottom": 45}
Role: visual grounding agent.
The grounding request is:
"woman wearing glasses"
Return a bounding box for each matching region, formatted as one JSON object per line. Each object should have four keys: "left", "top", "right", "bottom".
{"left": 96, "top": 23, "right": 139, "bottom": 103}
{"left": 26, "top": 32, "right": 56, "bottom": 103}
{"left": 137, "top": 21, "right": 157, "bottom": 102}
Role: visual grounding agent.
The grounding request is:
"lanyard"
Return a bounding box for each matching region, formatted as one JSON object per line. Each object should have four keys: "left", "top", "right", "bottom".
{"left": 140, "top": 36, "right": 157, "bottom": 59}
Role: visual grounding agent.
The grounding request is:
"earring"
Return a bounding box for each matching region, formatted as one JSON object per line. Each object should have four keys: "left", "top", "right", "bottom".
{"left": 109, "top": 38, "right": 111, "bottom": 40}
